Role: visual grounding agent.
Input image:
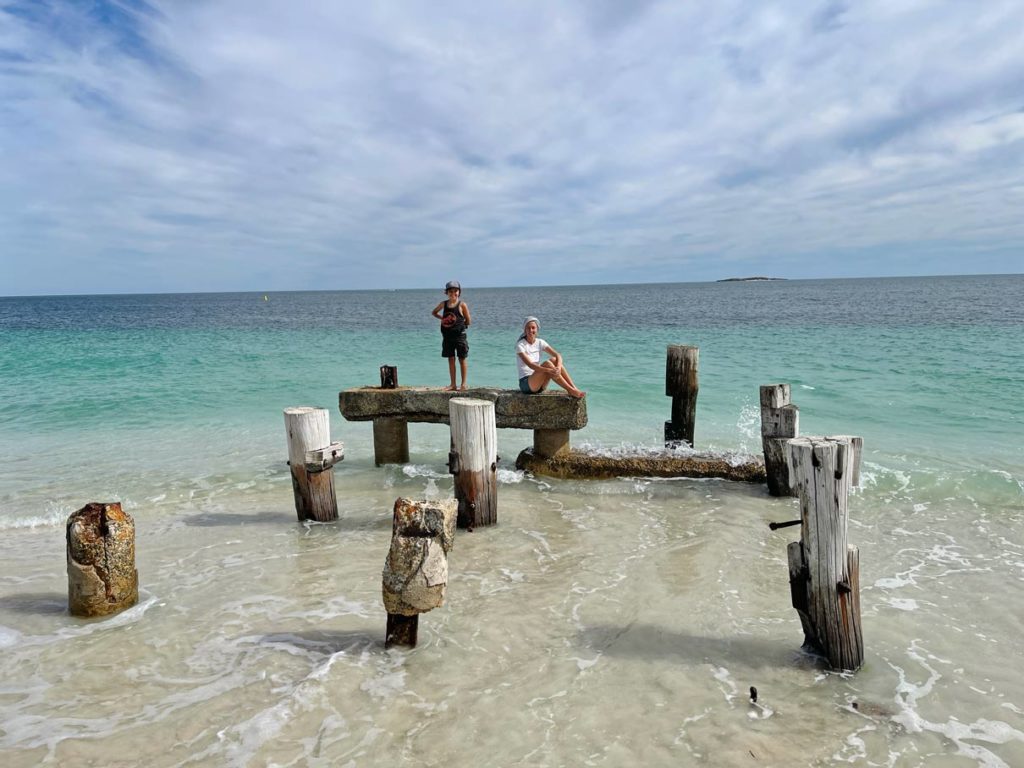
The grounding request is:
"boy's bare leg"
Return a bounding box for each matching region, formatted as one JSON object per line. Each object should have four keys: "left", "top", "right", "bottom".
{"left": 459, "top": 358, "right": 468, "bottom": 390}
{"left": 446, "top": 357, "right": 457, "bottom": 390}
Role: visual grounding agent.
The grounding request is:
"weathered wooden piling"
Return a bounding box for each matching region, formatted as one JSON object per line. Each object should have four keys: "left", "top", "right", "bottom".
{"left": 785, "top": 435, "right": 864, "bottom": 672}
{"left": 448, "top": 398, "right": 498, "bottom": 530}
{"left": 760, "top": 384, "right": 800, "bottom": 496}
{"left": 67, "top": 502, "right": 138, "bottom": 617}
{"left": 284, "top": 406, "right": 344, "bottom": 522}
{"left": 665, "top": 345, "right": 699, "bottom": 447}
{"left": 382, "top": 497, "right": 457, "bottom": 648}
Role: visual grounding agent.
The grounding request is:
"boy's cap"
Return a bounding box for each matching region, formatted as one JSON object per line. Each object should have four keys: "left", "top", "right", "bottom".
{"left": 445, "top": 280, "right": 461, "bottom": 291}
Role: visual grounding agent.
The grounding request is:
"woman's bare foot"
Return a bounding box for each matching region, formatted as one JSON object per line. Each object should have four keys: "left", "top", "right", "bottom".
{"left": 444, "top": 385, "right": 457, "bottom": 391}
{"left": 459, "top": 384, "right": 468, "bottom": 391}
{"left": 569, "top": 389, "right": 586, "bottom": 399}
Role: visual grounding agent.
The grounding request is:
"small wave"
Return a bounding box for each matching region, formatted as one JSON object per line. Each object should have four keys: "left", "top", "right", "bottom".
{"left": 0, "top": 625, "right": 21, "bottom": 648}
{"left": 401, "top": 464, "right": 447, "bottom": 480}
{"left": 735, "top": 402, "right": 760, "bottom": 444}
{"left": 0, "top": 500, "right": 69, "bottom": 530}
{"left": 497, "top": 468, "right": 524, "bottom": 484}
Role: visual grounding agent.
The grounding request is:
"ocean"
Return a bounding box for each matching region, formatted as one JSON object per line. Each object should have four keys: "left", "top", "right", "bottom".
{"left": 1, "top": 275, "right": 1022, "bottom": 766}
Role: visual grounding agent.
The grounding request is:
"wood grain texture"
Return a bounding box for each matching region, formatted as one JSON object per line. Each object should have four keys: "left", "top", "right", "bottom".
{"left": 449, "top": 398, "right": 498, "bottom": 529}
{"left": 787, "top": 435, "right": 864, "bottom": 672}
{"left": 760, "top": 384, "right": 799, "bottom": 497}
{"left": 665, "top": 345, "right": 699, "bottom": 447}
{"left": 284, "top": 407, "right": 338, "bottom": 522}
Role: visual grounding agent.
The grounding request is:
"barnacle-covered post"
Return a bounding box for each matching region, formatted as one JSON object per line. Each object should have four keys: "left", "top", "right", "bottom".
{"left": 67, "top": 502, "right": 138, "bottom": 617}
{"left": 382, "top": 498, "right": 457, "bottom": 648}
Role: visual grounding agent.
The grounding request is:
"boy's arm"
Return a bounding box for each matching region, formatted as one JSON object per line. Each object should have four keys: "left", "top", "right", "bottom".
{"left": 431, "top": 301, "right": 444, "bottom": 319}
{"left": 461, "top": 302, "right": 471, "bottom": 327}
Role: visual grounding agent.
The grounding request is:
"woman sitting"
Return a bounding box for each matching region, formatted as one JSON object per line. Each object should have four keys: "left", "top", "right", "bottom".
{"left": 515, "top": 316, "right": 585, "bottom": 399}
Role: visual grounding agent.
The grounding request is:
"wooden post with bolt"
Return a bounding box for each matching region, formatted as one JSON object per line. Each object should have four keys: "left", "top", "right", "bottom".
{"left": 665, "top": 345, "right": 699, "bottom": 448}
{"left": 785, "top": 435, "right": 864, "bottom": 672}
{"left": 760, "top": 384, "right": 800, "bottom": 496}
{"left": 448, "top": 397, "right": 498, "bottom": 530}
{"left": 284, "top": 406, "right": 344, "bottom": 522}
{"left": 67, "top": 502, "right": 138, "bottom": 618}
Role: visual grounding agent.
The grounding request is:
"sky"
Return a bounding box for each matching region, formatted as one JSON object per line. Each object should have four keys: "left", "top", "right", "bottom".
{"left": 1, "top": 0, "right": 1023, "bottom": 295}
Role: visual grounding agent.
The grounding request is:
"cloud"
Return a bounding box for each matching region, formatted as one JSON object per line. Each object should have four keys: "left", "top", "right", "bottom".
{"left": 1, "top": 0, "right": 1022, "bottom": 295}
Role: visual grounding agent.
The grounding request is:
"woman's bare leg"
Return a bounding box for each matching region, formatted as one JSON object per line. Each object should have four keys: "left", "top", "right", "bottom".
{"left": 558, "top": 363, "right": 578, "bottom": 390}
{"left": 527, "top": 369, "right": 552, "bottom": 392}
{"left": 540, "top": 361, "right": 584, "bottom": 398}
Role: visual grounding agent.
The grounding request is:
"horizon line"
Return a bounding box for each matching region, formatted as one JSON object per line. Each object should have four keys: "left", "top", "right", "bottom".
{"left": 1, "top": 271, "right": 1020, "bottom": 300}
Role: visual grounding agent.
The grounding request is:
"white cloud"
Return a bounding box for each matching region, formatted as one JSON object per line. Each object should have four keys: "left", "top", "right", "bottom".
{"left": 1, "top": 0, "right": 1023, "bottom": 295}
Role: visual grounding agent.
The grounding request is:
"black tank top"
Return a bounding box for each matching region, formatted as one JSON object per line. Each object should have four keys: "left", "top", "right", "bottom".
{"left": 441, "top": 300, "right": 466, "bottom": 336}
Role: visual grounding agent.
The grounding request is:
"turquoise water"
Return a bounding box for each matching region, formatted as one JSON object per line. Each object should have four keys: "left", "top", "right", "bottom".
{"left": 1, "top": 276, "right": 1023, "bottom": 766}
{"left": 2, "top": 276, "right": 1022, "bottom": 523}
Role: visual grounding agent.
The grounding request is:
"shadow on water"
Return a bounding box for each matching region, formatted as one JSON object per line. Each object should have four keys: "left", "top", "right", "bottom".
{"left": 0, "top": 591, "right": 67, "bottom": 615}
{"left": 183, "top": 509, "right": 390, "bottom": 531}
{"left": 183, "top": 510, "right": 293, "bottom": 526}
{"left": 257, "top": 629, "right": 383, "bottom": 656}
{"left": 578, "top": 622, "right": 826, "bottom": 671}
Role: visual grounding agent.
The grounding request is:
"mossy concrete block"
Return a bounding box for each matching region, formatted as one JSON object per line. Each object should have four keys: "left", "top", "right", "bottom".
{"left": 515, "top": 449, "right": 766, "bottom": 483}
{"left": 340, "top": 386, "right": 587, "bottom": 430}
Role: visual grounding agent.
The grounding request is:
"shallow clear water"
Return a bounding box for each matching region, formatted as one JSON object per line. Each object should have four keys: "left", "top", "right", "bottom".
{"left": 1, "top": 276, "right": 1022, "bottom": 766}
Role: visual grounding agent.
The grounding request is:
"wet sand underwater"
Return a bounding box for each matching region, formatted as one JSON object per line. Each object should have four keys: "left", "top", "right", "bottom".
{"left": 2, "top": 450, "right": 1023, "bottom": 767}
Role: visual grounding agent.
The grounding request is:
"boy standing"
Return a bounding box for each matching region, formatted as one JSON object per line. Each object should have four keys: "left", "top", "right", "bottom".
{"left": 431, "top": 280, "right": 471, "bottom": 390}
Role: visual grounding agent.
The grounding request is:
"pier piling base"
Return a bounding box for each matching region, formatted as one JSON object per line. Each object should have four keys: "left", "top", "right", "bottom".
{"left": 760, "top": 384, "right": 799, "bottom": 496}
{"left": 373, "top": 417, "right": 410, "bottom": 466}
{"left": 786, "top": 435, "right": 864, "bottom": 672}
{"left": 450, "top": 398, "right": 498, "bottom": 529}
{"left": 382, "top": 498, "right": 457, "bottom": 649}
{"left": 67, "top": 502, "right": 138, "bottom": 618}
{"left": 284, "top": 406, "right": 340, "bottom": 522}
{"left": 665, "top": 345, "right": 699, "bottom": 448}
{"left": 533, "top": 428, "right": 570, "bottom": 459}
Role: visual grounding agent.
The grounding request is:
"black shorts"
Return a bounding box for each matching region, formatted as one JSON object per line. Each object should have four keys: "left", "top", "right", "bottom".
{"left": 442, "top": 334, "right": 468, "bottom": 359}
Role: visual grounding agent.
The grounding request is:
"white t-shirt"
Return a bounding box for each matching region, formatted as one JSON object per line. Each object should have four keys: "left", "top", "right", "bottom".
{"left": 515, "top": 337, "right": 549, "bottom": 379}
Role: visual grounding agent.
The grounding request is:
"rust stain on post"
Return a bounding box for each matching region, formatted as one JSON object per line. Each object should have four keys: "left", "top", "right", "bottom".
{"left": 67, "top": 502, "right": 139, "bottom": 618}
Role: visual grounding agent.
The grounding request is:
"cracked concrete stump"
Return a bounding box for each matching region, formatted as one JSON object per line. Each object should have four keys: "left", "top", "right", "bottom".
{"left": 383, "top": 497, "right": 457, "bottom": 648}
{"left": 67, "top": 502, "right": 138, "bottom": 618}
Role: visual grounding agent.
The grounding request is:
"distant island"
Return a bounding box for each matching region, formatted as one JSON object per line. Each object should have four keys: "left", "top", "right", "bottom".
{"left": 716, "top": 276, "right": 787, "bottom": 282}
